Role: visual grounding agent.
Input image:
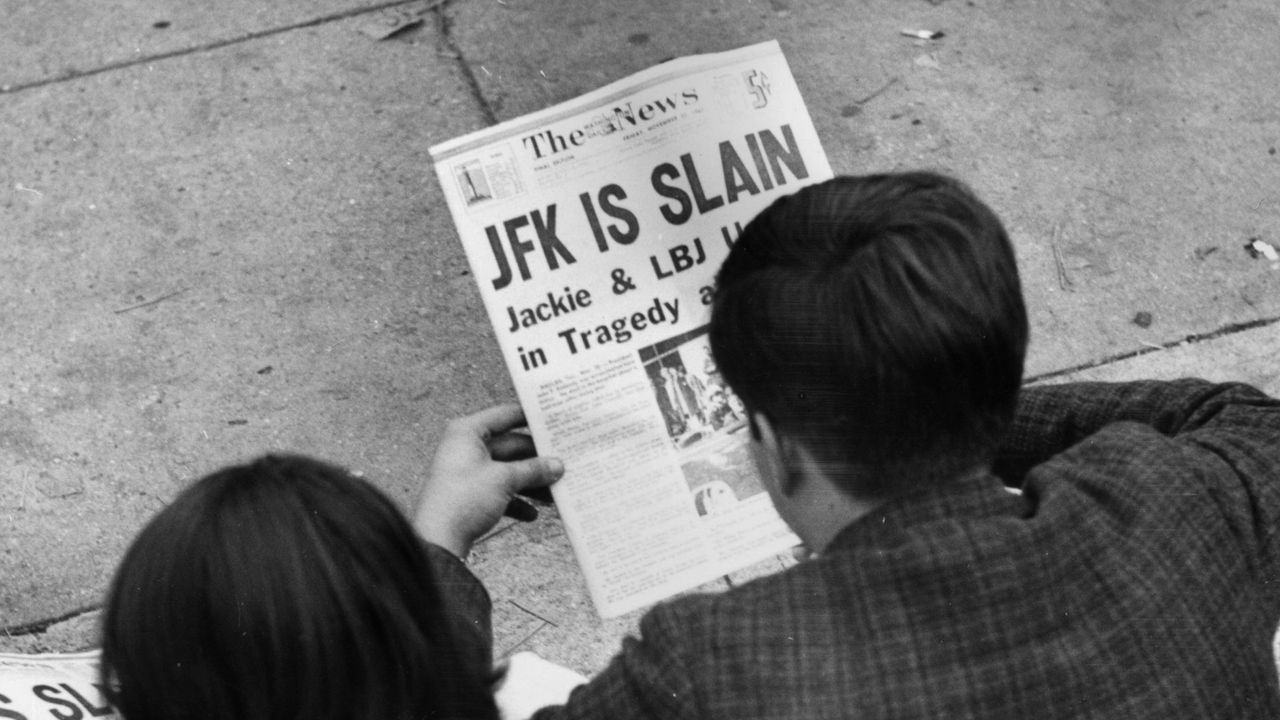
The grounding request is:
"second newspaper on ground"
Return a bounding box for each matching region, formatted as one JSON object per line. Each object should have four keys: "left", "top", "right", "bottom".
{"left": 430, "top": 41, "right": 832, "bottom": 617}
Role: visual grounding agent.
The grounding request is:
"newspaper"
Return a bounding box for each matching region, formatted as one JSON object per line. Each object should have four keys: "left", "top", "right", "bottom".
{"left": 0, "top": 650, "right": 117, "bottom": 719}
{"left": 430, "top": 40, "right": 833, "bottom": 617}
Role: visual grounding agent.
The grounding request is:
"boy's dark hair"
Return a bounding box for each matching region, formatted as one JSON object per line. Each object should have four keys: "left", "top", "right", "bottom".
{"left": 101, "top": 455, "right": 497, "bottom": 720}
{"left": 709, "top": 172, "right": 1028, "bottom": 497}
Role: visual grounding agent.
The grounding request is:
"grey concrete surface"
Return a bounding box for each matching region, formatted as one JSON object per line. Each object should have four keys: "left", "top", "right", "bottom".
{"left": 445, "top": 0, "right": 1280, "bottom": 376}
{"left": 1, "top": 1, "right": 374, "bottom": 91}
{"left": 2, "top": 2, "right": 500, "bottom": 629}
{"left": 2, "top": 0, "right": 1278, "bottom": 675}
{"left": 1042, "top": 320, "right": 1280, "bottom": 395}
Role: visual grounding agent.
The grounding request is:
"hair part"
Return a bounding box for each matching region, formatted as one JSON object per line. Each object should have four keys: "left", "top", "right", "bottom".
{"left": 101, "top": 454, "right": 496, "bottom": 720}
{"left": 710, "top": 172, "right": 1028, "bottom": 498}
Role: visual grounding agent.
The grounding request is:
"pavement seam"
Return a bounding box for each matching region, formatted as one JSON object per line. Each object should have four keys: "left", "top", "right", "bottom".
{"left": 1027, "top": 314, "right": 1280, "bottom": 384}
{"left": 433, "top": 0, "right": 499, "bottom": 126}
{"left": 0, "top": 0, "right": 424, "bottom": 95}
{"left": 0, "top": 603, "right": 101, "bottom": 638}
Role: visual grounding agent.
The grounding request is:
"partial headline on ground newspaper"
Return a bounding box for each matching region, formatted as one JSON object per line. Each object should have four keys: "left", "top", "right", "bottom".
{"left": 0, "top": 651, "right": 115, "bottom": 720}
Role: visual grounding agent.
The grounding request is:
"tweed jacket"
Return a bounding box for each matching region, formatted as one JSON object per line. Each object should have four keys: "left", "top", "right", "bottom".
{"left": 437, "top": 379, "right": 1280, "bottom": 718}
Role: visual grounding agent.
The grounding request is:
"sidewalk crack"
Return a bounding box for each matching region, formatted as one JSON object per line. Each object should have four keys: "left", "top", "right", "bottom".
{"left": 0, "top": 603, "right": 101, "bottom": 638}
{"left": 0, "top": 0, "right": 423, "bottom": 95}
{"left": 1026, "top": 314, "right": 1280, "bottom": 384}
{"left": 432, "top": 0, "right": 499, "bottom": 126}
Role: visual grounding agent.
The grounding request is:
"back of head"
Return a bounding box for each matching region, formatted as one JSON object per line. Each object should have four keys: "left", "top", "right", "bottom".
{"left": 101, "top": 455, "right": 496, "bottom": 720}
{"left": 710, "top": 172, "right": 1028, "bottom": 497}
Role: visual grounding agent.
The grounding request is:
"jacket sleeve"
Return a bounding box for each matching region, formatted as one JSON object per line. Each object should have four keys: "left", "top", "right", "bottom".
{"left": 424, "top": 536, "right": 702, "bottom": 720}
{"left": 996, "top": 378, "right": 1280, "bottom": 600}
{"left": 995, "top": 379, "right": 1280, "bottom": 482}
{"left": 424, "top": 541, "right": 494, "bottom": 664}
{"left": 532, "top": 602, "right": 700, "bottom": 720}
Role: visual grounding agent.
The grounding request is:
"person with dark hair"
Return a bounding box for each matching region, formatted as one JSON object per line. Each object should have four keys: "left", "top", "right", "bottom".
{"left": 420, "top": 170, "right": 1280, "bottom": 718}
{"left": 100, "top": 450, "right": 548, "bottom": 720}
{"left": 709, "top": 171, "right": 1027, "bottom": 499}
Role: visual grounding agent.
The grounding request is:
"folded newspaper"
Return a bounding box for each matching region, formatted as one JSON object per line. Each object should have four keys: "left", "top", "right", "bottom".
{"left": 0, "top": 651, "right": 116, "bottom": 719}
{"left": 430, "top": 40, "right": 833, "bottom": 617}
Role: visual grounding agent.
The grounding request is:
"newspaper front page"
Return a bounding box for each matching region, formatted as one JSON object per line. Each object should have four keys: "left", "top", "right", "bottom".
{"left": 431, "top": 41, "right": 832, "bottom": 617}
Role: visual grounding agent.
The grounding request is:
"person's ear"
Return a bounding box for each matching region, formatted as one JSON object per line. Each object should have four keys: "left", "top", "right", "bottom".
{"left": 750, "top": 412, "right": 801, "bottom": 497}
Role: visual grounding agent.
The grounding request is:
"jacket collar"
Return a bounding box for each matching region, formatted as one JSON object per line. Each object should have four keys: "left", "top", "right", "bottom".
{"left": 825, "top": 471, "right": 1024, "bottom": 552}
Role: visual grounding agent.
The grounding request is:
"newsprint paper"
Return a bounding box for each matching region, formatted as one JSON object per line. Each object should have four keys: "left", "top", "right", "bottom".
{"left": 430, "top": 41, "right": 832, "bottom": 617}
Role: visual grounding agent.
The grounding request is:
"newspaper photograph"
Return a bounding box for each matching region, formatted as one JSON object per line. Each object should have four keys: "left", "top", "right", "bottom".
{"left": 430, "top": 40, "right": 833, "bottom": 617}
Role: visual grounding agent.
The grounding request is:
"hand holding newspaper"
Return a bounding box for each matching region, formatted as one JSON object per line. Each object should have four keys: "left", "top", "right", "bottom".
{"left": 430, "top": 41, "right": 832, "bottom": 617}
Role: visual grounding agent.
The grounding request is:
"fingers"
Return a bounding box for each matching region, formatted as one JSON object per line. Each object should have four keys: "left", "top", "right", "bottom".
{"left": 419, "top": 404, "right": 565, "bottom": 556}
{"left": 461, "top": 405, "right": 546, "bottom": 463}
{"left": 453, "top": 403, "right": 527, "bottom": 440}
{"left": 502, "top": 456, "right": 564, "bottom": 494}
{"left": 488, "top": 430, "right": 536, "bottom": 461}
{"left": 500, "top": 458, "right": 564, "bottom": 523}
{"left": 791, "top": 544, "right": 817, "bottom": 563}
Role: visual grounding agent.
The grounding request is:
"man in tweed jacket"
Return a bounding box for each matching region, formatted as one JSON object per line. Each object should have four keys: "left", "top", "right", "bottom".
{"left": 416, "top": 172, "right": 1280, "bottom": 718}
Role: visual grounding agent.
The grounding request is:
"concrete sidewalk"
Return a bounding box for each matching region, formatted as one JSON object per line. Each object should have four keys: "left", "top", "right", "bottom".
{"left": 2, "top": 0, "right": 1278, "bottom": 672}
